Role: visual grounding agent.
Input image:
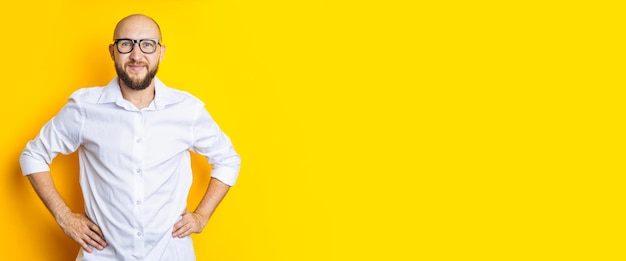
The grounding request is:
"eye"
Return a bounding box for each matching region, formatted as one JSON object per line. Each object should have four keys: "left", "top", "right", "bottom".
{"left": 141, "top": 41, "right": 155, "bottom": 48}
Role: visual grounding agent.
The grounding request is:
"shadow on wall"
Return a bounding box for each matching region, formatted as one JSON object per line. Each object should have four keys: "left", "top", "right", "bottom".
{"left": 11, "top": 150, "right": 83, "bottom": 260}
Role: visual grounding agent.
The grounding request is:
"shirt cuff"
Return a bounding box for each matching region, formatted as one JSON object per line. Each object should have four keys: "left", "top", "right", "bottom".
{"left": 210, "top": 167, "right": 239, "bottom": 186}
{"left": 19, "top": 154, "right": 51, "bottom": 176}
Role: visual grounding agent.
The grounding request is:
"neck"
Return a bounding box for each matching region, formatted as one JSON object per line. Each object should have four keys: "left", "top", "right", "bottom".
{"left": 119, "top": 80, "right": 155, "bottom": 109}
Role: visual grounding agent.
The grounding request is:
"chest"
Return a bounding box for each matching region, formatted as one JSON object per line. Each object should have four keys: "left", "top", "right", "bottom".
{"left": 80, "top": 107, "right": 195, "bottom": 163}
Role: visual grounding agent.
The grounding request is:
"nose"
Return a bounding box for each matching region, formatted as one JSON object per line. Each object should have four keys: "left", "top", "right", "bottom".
{"left": 129, "top": 43, "right": 144, "bottom": 60}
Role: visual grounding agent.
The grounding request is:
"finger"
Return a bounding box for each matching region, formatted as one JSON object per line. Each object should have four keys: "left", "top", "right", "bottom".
{"left": 173, "top": 219, "right": 183, "bottom": 229}
{"left": 176, "top": 226, "right": 191, "bottom": 238}
{"left": 89, "top": 225, "right": 107, "bottom": 246}
{"left": 172, "top": 222, "right": 185, "bottom": 237}
{"left": 90, "top": 224, "right": 105, "bottom": 237}
{"left": 86, "top": 231, "right": 107, "bottom": 249}
{"left": 173, "top": 212, "right": 193, "bottom": 231}
{"left": 84, "top": 234, "right": 106, "bottom": 251}
{"left": 79, "top": 240, "right": 94, "bottom": 253}
{"left": 173, "top": 221, "right": 193, "bottom": 237}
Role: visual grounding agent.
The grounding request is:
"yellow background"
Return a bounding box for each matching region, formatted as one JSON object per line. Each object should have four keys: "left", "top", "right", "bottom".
{"left": 0, "top": 0, "right": 623, "bottom": 260}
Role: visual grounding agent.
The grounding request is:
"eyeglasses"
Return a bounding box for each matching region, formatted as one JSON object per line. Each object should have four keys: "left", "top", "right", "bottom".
{"left": 113, "top": 38, "right": 161, "bottom": 54}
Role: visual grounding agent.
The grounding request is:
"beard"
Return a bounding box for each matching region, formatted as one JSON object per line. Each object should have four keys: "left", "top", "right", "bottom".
{"left": 115, "top": 62, "right": 159, "bottom": 90}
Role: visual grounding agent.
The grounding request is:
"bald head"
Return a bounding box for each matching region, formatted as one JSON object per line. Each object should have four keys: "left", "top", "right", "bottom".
{"left": 113, "top": 14, "right": 162, "bottom": 41}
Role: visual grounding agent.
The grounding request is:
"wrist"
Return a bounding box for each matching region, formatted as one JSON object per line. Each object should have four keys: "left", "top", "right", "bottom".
{"left": 53, "top": 206, "right": 73, "bottom": 223}
{"left": 192, "top": 211, "right": 210, "bottom": 227}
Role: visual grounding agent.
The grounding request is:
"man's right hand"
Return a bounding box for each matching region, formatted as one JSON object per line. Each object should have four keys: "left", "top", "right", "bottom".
{"left": 57, "top": 211, "right": 108, "bottom": 253}
{"left": 26, "top": 172, "right": 108, "bottom": 253}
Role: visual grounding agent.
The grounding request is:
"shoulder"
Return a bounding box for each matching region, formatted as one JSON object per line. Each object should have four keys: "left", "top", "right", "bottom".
{"left": 170, "top": 88, "right": 204, "bottom": 105}
{"left": 68, "top": 86, "right": 106, "bottom": 103}
{"left": 156, "top": 81, "right": 205, "bottom": 108}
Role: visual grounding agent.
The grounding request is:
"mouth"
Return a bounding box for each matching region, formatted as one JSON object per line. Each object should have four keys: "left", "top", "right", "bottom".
{"left": 127, "top": 63, "right": 147, "bottom": 72}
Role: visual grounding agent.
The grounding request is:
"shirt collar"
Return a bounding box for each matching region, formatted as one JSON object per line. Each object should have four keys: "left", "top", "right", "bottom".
{"left": 98, "top": 77, "right": 184, "bottom": 110}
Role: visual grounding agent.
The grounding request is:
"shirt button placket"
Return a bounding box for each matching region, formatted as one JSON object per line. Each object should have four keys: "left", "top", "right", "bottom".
{"left": 133, "top": 111, "right": 146, "bottom": 256}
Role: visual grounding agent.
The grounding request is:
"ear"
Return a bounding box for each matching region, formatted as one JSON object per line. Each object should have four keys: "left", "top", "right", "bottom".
{"left": 159, "top": 45, "right": 166, "bottom": 62}
{"left": 108, "top": 44, "right": 115, "bottom": 61}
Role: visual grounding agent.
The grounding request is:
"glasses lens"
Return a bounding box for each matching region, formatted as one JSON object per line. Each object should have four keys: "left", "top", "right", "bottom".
{"left": 115, "top": 39, "right": 158, "bottom": 54}
{"left": 116, "top": 39, "right": 134, "bottom": 53}
{"left": 139, "top": 39, "right": 157, "bottom": 54}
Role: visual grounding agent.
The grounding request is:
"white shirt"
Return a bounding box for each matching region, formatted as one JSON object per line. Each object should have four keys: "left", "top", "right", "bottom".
{"left": 20, "top": 77, "right": 241, "bottom": 261}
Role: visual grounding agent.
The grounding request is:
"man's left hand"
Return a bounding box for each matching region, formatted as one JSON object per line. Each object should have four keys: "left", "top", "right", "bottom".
{"left": 172, "top": 209, "right": 209, "bottom": 238}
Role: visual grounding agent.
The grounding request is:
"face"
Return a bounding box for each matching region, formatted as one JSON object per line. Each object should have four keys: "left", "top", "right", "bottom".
{"left": 109, "top": 15, "right": 165, "bottom": 90}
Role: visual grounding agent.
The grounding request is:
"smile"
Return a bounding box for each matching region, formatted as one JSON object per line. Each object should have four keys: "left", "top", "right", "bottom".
{"left": 128, "top": 63, "right": 147, "bottom": 71}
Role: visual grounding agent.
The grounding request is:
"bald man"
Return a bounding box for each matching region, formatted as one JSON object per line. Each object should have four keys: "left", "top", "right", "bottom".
{"left": 20, "top": 14, "right": 241, "bottom": 260}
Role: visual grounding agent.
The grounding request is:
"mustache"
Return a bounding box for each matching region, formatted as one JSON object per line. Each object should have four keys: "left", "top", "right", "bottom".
{"left": 125, "top": 62, "right": 149, "bottom": 67}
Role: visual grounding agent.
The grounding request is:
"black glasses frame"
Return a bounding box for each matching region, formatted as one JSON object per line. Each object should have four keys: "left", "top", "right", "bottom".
{"left": 113, "top": 38, "right": 161, "bottom": 54}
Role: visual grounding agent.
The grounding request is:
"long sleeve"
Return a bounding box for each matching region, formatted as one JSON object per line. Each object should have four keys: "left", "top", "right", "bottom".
{"left": 190, "top": 104, "right": 240, "bottom": 186}
{"left": 20, "top": 98, "right": 84, "bottom": 175}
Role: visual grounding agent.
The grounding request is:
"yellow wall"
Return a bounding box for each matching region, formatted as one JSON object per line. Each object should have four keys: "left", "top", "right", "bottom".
{"left": 0, "top": 1, "right": 623, "bottom": 260}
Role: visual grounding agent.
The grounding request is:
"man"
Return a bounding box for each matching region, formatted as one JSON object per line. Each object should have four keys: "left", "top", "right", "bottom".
{"left": 19, "top": 14, "right": 241, "bottom": 260}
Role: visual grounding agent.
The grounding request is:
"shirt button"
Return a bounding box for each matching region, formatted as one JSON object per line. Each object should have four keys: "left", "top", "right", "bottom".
{"left": 136, "top": 138, "right": 143, "bottom": 143}
{"left": 136, "top": 169, "right": 142, "bottom": 174}
{"left": 136, "top": 201, "right": 142, "bottom": 205}
{"left": 137, "top": 232, "right": 142, "bottom": 236}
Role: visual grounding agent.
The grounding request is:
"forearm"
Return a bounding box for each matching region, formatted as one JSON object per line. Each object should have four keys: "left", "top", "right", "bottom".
{"left": 193, "top": 177, "right": 230, "bottom": 222}
{"left": 27, "top": 172, "right": 72, "bottom": 221}
{"left": 28, "top": 172, "right": 107, "bottom": 252}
